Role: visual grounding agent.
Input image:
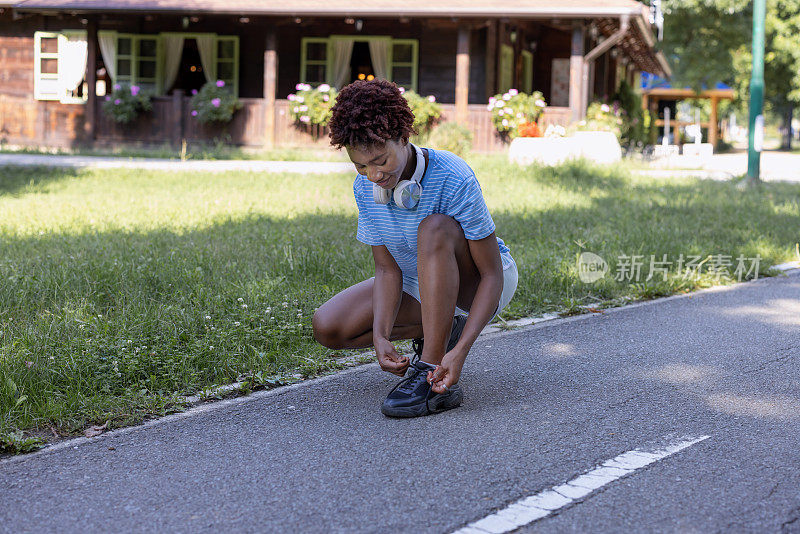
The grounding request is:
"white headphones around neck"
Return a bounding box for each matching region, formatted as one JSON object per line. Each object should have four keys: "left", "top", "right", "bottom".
{"left": 372, "top": 143, "right": 426, "bottom": 209}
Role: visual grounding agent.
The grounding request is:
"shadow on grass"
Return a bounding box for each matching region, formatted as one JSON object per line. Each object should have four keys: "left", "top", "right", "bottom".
{"left": 0, "top": 169, "right": 798, "bottom": 436}
{"left": 0, "top": 165, "right": 82, "bottom": 196}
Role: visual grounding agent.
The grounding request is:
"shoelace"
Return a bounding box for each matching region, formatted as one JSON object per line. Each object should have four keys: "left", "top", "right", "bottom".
{"left": 396, "top": 362, "right": 430, "bottom": 394}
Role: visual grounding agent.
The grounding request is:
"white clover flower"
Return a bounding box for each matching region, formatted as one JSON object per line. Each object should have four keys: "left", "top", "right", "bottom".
{"left": 265, "top": 307, "right": 272, "bottom": 313}
{"left": 237, "top": 298, "right": 244, "bottom": 302}
{"left": 209, "top": 346, "right": 214, "bottom": 350}
{"left": 282, "top": 302, "right": 289, "bottom": 308}
{"left": 205, "top": 315, "right": 211, "bottom": 320}
{"left": 297, "top": 313, "right": 302, "bottom": 318}
{"left": 241, "top": 304, "right": 248, "bottom": 309}
{"left": 234, "top": 321, "right": 241, "bottom": 327}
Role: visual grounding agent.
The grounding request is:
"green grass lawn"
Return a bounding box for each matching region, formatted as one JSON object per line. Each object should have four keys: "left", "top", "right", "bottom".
{"left": 1, "top": 157, "right": 798, "bottom": 451}
{"left": 0, "top": 143, "right": 349, "bottom": 162}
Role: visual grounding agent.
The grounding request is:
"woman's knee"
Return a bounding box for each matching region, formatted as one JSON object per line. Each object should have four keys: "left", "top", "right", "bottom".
{"left": 312, "top": 308, "right": 346, "bottom": 349}
{"left": 417, "top": 214, "right": 462, "bottom": 252}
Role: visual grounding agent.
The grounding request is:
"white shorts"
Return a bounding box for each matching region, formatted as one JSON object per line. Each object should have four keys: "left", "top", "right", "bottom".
{"left": 401, "top": 253, "right": 518, "bottom": 322}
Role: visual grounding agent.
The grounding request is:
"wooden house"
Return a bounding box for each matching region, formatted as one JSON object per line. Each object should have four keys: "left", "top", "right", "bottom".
{"left": 0, "top": 0, "right": 669, "bottom": 151}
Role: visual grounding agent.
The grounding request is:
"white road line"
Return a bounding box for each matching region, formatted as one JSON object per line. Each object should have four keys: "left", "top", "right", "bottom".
{"left": 452, "top": 435, "right": 710, "bottom": 534}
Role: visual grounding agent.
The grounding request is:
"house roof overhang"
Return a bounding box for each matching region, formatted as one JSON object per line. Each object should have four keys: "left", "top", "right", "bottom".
{"left": 11, "top": 0, "right": 670, "bottom": 77}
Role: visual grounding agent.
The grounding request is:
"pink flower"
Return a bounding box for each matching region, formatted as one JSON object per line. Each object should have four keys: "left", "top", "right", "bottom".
{"left": 25, "top": 360, "right": 34, "bottom": 368}
{"left": 295, "top": 83, "right": 304, "bottom": 90}
{"left": 508, "top": 88, "right": 518, "bottom": 96}
{"left": 399, "top": 87, "right": 405, "bottom": 94}
{"left": 113, "top": 83, "right": 121, "bottom": 91}
{"left": 211, "top": 98, "right": 221, "bottom": 108}
{"left": 191, "top": 89, "right": 198, "bottom": 95}
{"left": 216, "top": 80, "right": 225, "bottom": 88}
{"left": 300, "top": 115, "right": 311, "bottom": 123}
{"left": 130, "top": 85, "right": 140, "bottom": 96}
{"left": 427, "top": 95, "right": 436, "bottom": 103}
{"left": 288, "top": 94, "right": 296, "bottom": 101}
{"left": 114, "top": 98, "right": 121, "bottom": 105}
{"left": 105, "top": 95, "right": 111, "bottom": 101}
{"left": 191, "top": 110, "right": 198, "bottom": 116}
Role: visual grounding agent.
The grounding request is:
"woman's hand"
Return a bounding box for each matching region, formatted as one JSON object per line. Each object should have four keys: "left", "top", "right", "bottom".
{"left": 427, "top": 349, "right": 466, "bottom": 394}
{"left": 374, "top": 336, "right": 409, "bottom": 377}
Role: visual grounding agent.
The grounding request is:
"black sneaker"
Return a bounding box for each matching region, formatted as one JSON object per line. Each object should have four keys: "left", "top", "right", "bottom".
{"left": 409, "top": 314, "right": 468, "bottom": 367}
{"left": 381, "top": 360, "right": 463, "bottom": 418}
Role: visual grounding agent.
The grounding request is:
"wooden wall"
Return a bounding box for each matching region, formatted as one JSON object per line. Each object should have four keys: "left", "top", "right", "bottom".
{"left": 0, "top": 92, "right": 572, "bottom": 152}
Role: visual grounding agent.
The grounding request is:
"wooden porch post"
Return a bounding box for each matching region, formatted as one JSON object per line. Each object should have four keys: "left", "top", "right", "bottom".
{"left": 455, "top": 26, "right": 471, "bottom": 125}
{"left": 85, "top": 17, "right": 98, "bottom": 142}
{"left": 569, "top": 20, "right": 585, "bottom": 122}
{"left": 709, "top": 96, "right": 719, "bottom": 147}
{"left": 263, "top": 29, "right": 278, "bottom": 148}
{"left": 485, "top": 21, "right": 497, "bottom": 101}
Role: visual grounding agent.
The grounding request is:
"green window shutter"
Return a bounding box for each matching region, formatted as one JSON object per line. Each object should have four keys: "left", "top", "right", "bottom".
{"left": 499, "top": 45, "right": 514, "bottom": 93}
{"left": 521, "top": 50, "right": 533, "bottom": 94}
{"left": 115, "top": 33, "right": 134, "bottom": 86}
{"left": 390, "top": 39, "right": 418, "bottom": 91}
{"left": 215, "top": 36, "right": 239, "bottom": 95}
{"left": 134, "top": 35, "right": 160, "bottom": 94}
{"left": 300, "top": 37, "right": 330, "bottom": 85}
{"left": 34, "top": 31, "right": 61, "bottom": 100}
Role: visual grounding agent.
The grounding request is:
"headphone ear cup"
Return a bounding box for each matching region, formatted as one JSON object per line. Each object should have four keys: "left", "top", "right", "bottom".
{"left": 373, "top": 183, "right": 391, "bottom": 204}
{"left": 393, "top": 180, "right": 422, "bottom": 209}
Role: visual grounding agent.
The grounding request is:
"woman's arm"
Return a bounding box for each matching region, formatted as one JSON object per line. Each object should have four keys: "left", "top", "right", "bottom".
{"left": 371, "top": 245, "right": 409, "bottom": 376}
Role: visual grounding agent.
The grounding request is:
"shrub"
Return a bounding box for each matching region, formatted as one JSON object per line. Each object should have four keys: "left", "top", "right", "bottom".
{"left": 102, "top": 83, "right": 152, "bottom": 124}
{"left": 578, "top": 102, "right": 624, "bottom": 139}
{"left": 287, "top": 83, "right": 337, "bottom": 127}
{"left": 400, "top": 89, "right": 442, "bottom": 136}
{"left": 427, "top": 122, "right": 473, "bottom": 157}
{"left": 488, "top": 89, "right": 547, "bottom": 140}
{"left": 613, "top": 79, "right": 646, "bottom": 147}
{"left": 189, "top": 80, "right": 241, "bottom": 124}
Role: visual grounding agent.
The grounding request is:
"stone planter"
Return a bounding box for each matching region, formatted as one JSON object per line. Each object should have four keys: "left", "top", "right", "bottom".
{"left": 508, "top": 137, "right": 577, "bottom": 166}
{"left": 508, "top": 131, "right": 622, "bottom": 166}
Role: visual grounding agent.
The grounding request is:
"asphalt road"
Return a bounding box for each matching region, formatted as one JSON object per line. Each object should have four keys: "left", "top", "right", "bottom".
{"left": 1, "top": 270, "right": 799, "bottom": 533}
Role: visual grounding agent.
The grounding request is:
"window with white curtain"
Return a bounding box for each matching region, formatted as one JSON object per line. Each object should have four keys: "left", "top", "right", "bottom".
{"left": 34, "top": 30, "right": 88, "bottom": 103}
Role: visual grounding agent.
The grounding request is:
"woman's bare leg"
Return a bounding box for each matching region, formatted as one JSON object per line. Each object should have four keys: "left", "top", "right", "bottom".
{"left": 312, "top": 278, "right": 424, "bottom": 349}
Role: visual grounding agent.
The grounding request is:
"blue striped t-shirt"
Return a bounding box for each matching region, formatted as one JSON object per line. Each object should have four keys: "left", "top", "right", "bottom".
{"left": 353, "top": 148, "right": 513, "bottom": 278}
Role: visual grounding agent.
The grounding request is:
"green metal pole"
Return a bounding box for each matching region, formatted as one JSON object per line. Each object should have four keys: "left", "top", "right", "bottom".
{"left": 746, "top": 0, "right": 766, "bottom": 183}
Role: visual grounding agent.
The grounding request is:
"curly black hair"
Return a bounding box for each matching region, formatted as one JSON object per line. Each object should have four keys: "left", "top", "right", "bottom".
{"left": 328, "top": 79, "right": 417, "bottom": 149}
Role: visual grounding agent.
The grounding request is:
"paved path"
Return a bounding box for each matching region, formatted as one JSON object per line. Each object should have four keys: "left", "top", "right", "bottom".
{"left": 638, "top": 150, "right": 800, "bottom": 183}
{"left": 2, "top": 270, "right": 799, "bottom": 532}
{"left": 0, "top": 153, "right": 353, "bottom": 174}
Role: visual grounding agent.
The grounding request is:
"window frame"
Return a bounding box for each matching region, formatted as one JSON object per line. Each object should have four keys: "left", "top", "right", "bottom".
{"left": 300, "top": 36, "right": 420, "bottom": 91}
{"left": 300, "top": 37, "right": 332, "bottom": 86}
{"left": 389, "top": 38, "right": 418, "bottom": 91}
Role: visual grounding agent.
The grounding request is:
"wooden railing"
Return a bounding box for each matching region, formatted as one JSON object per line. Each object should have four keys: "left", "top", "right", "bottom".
{"left": 0, "top": 93, "right": 573, "bottom": 153}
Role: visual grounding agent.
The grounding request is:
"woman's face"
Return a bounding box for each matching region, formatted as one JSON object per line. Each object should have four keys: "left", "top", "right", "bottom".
{"left": 346, "top": 139, "right": 411, "bottom": 189}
